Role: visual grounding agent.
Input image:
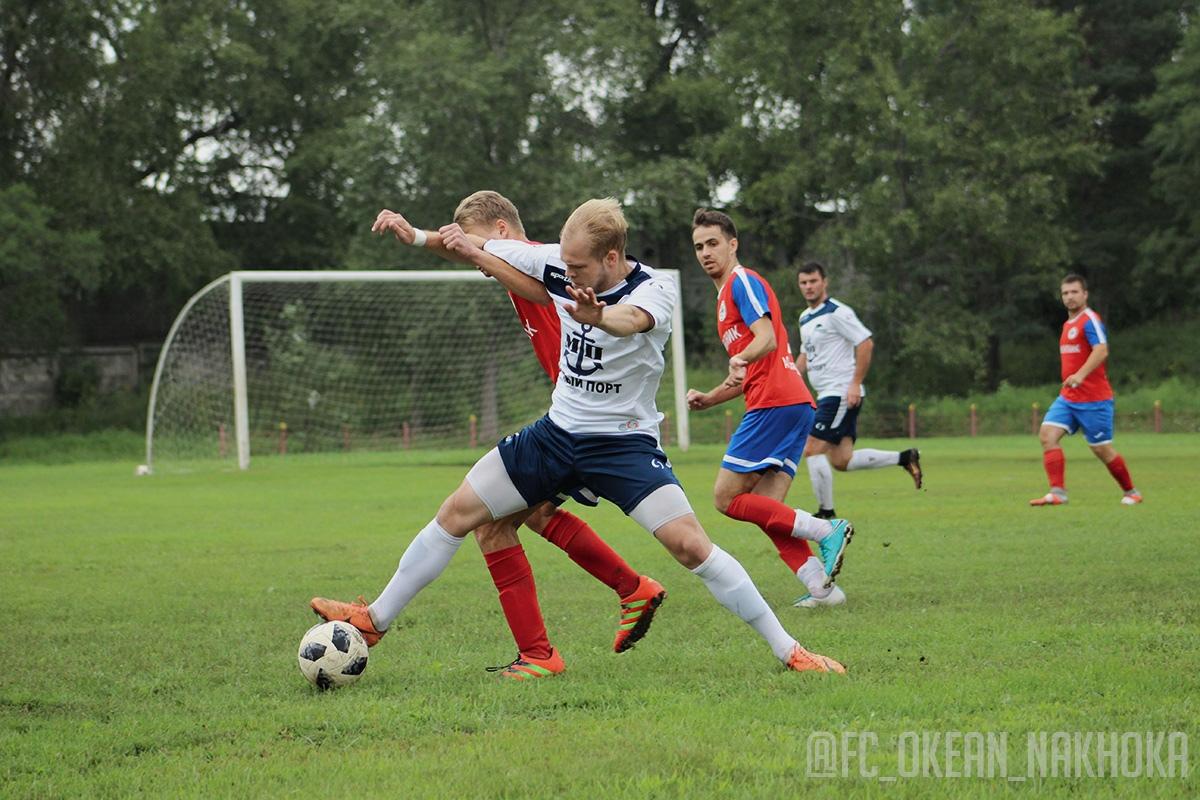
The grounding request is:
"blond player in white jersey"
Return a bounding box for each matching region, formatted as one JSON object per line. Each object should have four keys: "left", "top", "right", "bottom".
{"left": 312, "top": 199, "right": 846, "bottom": 674}
{"left": 797, "top": 261, "right": 922, "bottom": 537}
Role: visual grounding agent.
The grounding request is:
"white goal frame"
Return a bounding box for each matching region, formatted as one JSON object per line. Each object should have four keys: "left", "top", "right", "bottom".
{"left": 145, "top": 269, "right": 691, "bottom": 470}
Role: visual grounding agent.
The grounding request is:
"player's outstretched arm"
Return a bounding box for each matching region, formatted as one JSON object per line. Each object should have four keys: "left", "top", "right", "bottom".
{"left": 371, "top": 208, "right": 465, "bottom": 261}
{"left": 440, "top": 224, "right": 551, "bottom": 305}
{"left": 686, "top": 376, "right": 743, "bottom": 411}
{"left": 564, "top": 285, "right": 652, "bottom": 336}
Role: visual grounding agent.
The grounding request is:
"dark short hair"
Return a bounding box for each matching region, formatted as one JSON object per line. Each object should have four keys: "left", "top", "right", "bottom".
{"left": 1061, "top": 273, "right": 1088, "bottom": 290}
{"left": 692, "top": 208, "right": 737, "bottom": 240}
{"left": 799, "top": 260, "right": 827, "bottom": 279}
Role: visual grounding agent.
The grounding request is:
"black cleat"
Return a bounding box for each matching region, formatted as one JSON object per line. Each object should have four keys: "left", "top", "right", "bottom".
{"left": 814, "top": 507, "right": 836, "bottom": 520}
{"left": 900, "top": 448, "right": 922, "bottom": 489}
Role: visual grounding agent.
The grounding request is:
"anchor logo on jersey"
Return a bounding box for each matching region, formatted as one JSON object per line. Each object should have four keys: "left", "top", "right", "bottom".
{"left": 565, "top": 324, "right": 605, "bottom": 376}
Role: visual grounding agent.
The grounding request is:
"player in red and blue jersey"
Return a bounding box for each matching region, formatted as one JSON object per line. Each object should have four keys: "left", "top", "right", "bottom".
{"left": 686, "top": 209, "right": 852, "bottom": 606}
{"left": 1030, "top": 274, "right": 1142, "bottom": 507}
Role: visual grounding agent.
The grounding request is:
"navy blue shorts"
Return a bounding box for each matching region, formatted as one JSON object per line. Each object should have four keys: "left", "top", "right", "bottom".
{"left": 723, "top": 403, "right": 813, "bottom": 477}
{"left": 810, "top": 395, "right": 861, "bottom": 444}
{"left": 550, "top": 486, "right": 600, "bottom": 508}
{"left": 497, "top": 416, "right": 681, "bottom": 514}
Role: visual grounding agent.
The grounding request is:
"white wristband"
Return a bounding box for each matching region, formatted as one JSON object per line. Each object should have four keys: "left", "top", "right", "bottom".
{"left": 410, "top": 228, "right": 428, "bottom": 247}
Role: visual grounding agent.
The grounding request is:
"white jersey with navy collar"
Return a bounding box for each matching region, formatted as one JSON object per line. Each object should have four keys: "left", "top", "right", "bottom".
{"left": 797, "top": 297, "right": 873, "bottom": 399}
{"left": 484, "top": 239, "right": 675, "bottom": 438}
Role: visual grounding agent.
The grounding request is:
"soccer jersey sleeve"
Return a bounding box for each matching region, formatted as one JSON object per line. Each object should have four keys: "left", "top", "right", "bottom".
{"left": 1083, "top": 315, "right": 1107, "bottom": 346}
{"left": 731, "top": 270, "right": 771, "bottom": 327}
{"left": 832, "top": 305, "right": 872, "bottom": 346}
{"left": 483, "top": 239, "right": 560, "bottom": 280}
{"left": 628, "top": 275, "right": 676, "bottom": 330}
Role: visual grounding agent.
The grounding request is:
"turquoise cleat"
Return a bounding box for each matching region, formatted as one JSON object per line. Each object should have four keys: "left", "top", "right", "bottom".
{"left": 818, "top": 519, "right": 853, "bottom": 588}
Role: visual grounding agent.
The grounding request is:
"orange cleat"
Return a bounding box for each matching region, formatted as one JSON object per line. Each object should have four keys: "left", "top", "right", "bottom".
{"left": 613, "top": 575, "right": 667, "bottom": 653}
{"left": 786, "top": 643, "right": 846, "bottom": 674}
{"left": 1120, "top": 491, "right": 1143, "bottom": 506}
{"left": 310, "top": 596, "right": 386, "bottom": 647}
{"left": 1029, "top": 491, "right": 1067, "bottom": 507}
{"left": 487, "top": 647, "right": 566, "bottom": 680}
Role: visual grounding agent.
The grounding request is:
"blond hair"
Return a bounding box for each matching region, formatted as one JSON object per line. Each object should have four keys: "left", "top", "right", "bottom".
{"left": 560, "top": 197, "right": 627, "bottom": 260}
{"left": 453, "top": 190, "right": 525, "bottom": 236}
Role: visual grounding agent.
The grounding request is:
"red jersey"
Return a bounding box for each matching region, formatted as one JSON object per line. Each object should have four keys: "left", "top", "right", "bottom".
{"left": 1060, "top": 307, "right": 1112, "bottom": 403}
{"left": 504, "top": 238, "right": 562, "bottom": 382}
{"left": 509, "top": 292, "right": 561, "bottom": 382}
{"left": 716, "top": 266, "right": 814, "bottom": 411}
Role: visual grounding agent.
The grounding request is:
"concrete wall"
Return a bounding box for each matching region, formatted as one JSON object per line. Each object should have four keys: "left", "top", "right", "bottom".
{"left": 0, "top": 345, "right": 158, "bottom": 416}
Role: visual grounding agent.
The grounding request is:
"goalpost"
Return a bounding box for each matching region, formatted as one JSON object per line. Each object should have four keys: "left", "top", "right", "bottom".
{"left": 145, "top": 269, "right": 690, "bottom": 471}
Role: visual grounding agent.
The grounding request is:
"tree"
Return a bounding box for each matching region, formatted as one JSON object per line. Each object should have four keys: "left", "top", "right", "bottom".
{"left": 708, "top": 0, "right": 1100, "bottom": 394}
{"left": 1138, "top": 8, "right": 1200, "bottom": 313}
{"left": 1039, "top": 0, "right": 1190, "bottom": 325}
{"left": 0, "top": 184, "right": 102, "bottom": 350}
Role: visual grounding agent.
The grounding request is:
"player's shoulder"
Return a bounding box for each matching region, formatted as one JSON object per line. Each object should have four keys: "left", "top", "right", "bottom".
{"left": 800, "top": 298, "right": 840, "bottom": 323}
{"left": 486, "top": 238, "right": 560, "bottom": 259}
{"left": 630, "top": 260, "right": 673, "bottom": 288}
{"left": 732, "top": 264, "right": 763, "bottom": 280}
{"left": 609, "top": 260, "right": 674, "bottom": 302}
{"left": 731, "top": 265, "right": 772, "bottom": 291}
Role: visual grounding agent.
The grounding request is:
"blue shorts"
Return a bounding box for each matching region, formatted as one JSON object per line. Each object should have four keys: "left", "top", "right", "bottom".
{"left": 1043, "top": 397, "right": 1114, "bottom": 446}
{"left": 497, "top": 416, "right": 680, "bottom": 514}
{"left": 722, "top": 404, "right": 813, "bottom": 478}
{"left": 810, "top": 396, "right": 861, "bottom": 444}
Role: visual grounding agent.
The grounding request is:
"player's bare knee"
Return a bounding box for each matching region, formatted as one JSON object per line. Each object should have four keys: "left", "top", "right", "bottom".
{"left": 522, "top": 502, "right": 558, "bottom": 534}
{"left": 650, "top": 514, "right": 711, "bottom": 569}
{"left": 435, "top": 482, "right": 490, "bottom": 537}
{"left": 663, "top": 532, "right": 711, "bottom": 570}
{"left": 1039, "top": 427, "right": 1062, "bottom": 450}
{"left": 474, "top": 520, "right": 520, "bottom": 553}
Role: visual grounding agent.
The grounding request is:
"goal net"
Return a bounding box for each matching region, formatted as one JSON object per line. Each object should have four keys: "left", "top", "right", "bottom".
{"left": 145, "top": 270, "right": 689, "bottom": 471}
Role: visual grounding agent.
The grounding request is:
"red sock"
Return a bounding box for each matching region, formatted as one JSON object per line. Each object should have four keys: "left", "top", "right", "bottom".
{"left": 1043, "top": 448, "right": 1065, "bottom": 489}
{"left": 483, "top": 545, "right": 552, "bottom": 660}
{"left": 537, "top": 510, "right": 640, "bottom": 598}
{"left": 725, "top": 493, "right": 814, "bottom": 573}
{"left": 1106, "top": 454, "right": 1134, "bottom": 491}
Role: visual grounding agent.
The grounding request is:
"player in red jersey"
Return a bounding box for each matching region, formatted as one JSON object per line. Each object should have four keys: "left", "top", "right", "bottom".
{"left": 320, "top": 192, "right": 665, "bottom": 679}
{"left": 1030, "top": 274, "right": 1142, "bottom": 507}
{"left": 685, "top": 209, "right": 853, "bottom": 607}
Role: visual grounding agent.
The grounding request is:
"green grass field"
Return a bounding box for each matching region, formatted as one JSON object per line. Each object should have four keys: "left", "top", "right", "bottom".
{"left": 2, "top": 434, "right": 1197, "bottom": 797}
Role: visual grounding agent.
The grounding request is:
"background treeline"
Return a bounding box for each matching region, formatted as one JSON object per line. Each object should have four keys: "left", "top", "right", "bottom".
{"left": 3, "top": 0, "right": 1198, "bottom": 402}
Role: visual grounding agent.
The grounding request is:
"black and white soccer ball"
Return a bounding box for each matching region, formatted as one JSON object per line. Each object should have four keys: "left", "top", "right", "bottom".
{"left": 297, "top": 620, "right": 369, "bottom": 690}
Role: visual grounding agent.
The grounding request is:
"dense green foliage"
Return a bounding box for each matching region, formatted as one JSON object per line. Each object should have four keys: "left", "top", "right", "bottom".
{"left": 2, "top": 1, "right": 1197, "bottom": 398}
{"left": 2, "top": 438, "right": 1197, "bottom": 796}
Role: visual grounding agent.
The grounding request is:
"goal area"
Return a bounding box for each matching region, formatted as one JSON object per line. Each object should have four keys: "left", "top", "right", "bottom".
{"left": 145, "top": 270, "right": 690, "bottom": 471}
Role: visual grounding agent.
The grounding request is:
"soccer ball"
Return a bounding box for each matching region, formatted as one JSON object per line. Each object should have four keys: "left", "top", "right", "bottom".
{"left": 297, "top": 620, "right": 369, "bottom": 690}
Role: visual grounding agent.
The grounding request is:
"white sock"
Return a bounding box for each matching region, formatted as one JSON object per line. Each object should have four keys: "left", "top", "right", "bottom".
{"left": 691, "top": 545, "right": 797, "bottom": 661}
{"left": 369, "top": 519, "right": 464, "bottom": 630}
{"left": 796, "top": 556, "right": 832, "bottom": 598}
{"left": 792, "top": 509, "right": 833, "bottom": 541}
{"left": 807, "top": 454, "right": 834, "bottom": 510}
{"left": 846, "top": 448, "right": 900, "bottom": 470}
